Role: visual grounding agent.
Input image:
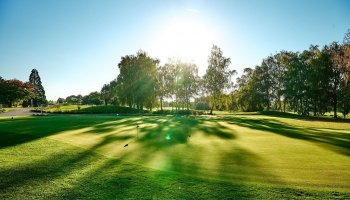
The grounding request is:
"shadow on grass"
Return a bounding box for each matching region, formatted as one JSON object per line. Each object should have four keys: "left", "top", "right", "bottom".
{"left": 0, "top": 115, "right": 130, "bottom": 149}
{"left": 219, "top": 116, "right": 350, "bottom": 156}
{"left": 1, "top": 115, "right": 350, "bottom": 199}
{"left": 259, "top": 111, "right": 350, "bottom": 123}
{"left": 137, "top": 116, "right": 236, "bottom": 148}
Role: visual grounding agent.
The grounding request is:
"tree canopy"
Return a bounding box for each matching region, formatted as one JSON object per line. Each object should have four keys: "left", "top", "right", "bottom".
{"left": 29, "top": 69, "right": 46, "bottom": 106}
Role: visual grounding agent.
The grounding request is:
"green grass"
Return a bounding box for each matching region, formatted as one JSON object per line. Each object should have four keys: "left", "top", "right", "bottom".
{"left": 0, "top": 107, "right": 23, "bottom": 113}
{"left": 40, "top": 105, "right": 146, "bottom": 114}
{"left": 0, "top": 114, "right": 349, "bottom": 199}
{"left": 41, "top": 105, "right": 91, "bottom": 112}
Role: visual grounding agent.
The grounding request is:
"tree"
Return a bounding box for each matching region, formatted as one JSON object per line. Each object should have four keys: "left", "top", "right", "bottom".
{"left": 65, "top": 95, "right": 83, "bottom": 104}
{"left": 29, "top": 69, "right": 46, "bottom": 106}
{"left": 101, "top": 83, "right": 111, "bottom": 106}
{"left": 101, "top": 79, "right": 119, "bottom": 106}
{"left": 327, "top": 42, "right": 345, "bottom": 118}
{"left": 82, "top": 92, "right": 103, "bottom": 105}
{"left": 204, "top": 45, "right": 235, "bottom": 114}
{"left": 156, "top": 63, "right": 175, "bottom": 111}
{"left": 343, "top": 29, "right": 350, "bottom": 44}
{"left": 174, "top": 62, "right": 199, "bottom": 111}
{"left": 0, "top": 79, "right": 34, "bottom": 107}
{"left": 337, "top": 31, "right": 350, "bottom": 118}
{"left": 57, "top": 97, "right": 65, "bottom": 104}
{"left": 117, "top": 50, "right": 159, "bottom": 111}
{"left": 264, "top": 54, "right": 286, "bottom": 111}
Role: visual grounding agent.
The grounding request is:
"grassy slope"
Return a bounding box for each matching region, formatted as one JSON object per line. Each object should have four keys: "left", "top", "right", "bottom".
{"left": 0, "top": 114, "right": 349, "bottom": 199}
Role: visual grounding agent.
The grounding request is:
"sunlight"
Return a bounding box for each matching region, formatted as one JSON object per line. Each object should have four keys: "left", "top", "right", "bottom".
{"left": 152, "top": 14, "right": 219, "bottom": 74}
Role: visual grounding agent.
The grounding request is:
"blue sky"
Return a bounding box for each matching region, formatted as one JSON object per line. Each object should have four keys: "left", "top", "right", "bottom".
{"left": 1, "top": 0, "right": 350, "bottom": 100}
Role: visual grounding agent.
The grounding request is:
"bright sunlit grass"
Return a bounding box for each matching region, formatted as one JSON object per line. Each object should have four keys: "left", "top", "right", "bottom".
{"left": 0, "top": 114, "right": 349, "bottom": 199}
{"left": 44, "top": 105, "right": 91, "bottom": 112}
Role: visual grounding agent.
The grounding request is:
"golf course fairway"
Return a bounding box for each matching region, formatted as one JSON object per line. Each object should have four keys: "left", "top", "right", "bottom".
{"left": 0, "top": 114, "right": 349, "bottom": 199}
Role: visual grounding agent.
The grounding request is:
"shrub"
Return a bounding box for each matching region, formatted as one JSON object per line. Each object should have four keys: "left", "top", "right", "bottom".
{"left": 195, "top": 101, "right": 210, "bottom": 110}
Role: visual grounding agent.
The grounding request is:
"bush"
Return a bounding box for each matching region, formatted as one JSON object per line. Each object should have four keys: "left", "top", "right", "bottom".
{"left": 192, "top": 110, "right": 205, "bottom": 115}
{"left": 152, "top": 109, "right": 192, "bottom": 115}
{"left": 195, "top": 101, "right": 210, "bottom": 110}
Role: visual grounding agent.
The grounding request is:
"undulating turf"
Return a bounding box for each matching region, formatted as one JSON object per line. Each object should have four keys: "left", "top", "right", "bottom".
{"left": 0, "top": 114, "right": 349, "bottom": 199}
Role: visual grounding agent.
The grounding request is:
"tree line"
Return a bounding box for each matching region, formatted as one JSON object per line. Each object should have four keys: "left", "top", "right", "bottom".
{"left": 0, "top": 69, "right": 46, "bottom": 107}
{"left": 95, "top": 30, "right": 350, "bottom": 118}
{"left": 95, "top": 45, "right": 233, "bottom": 114}
{"left": 233, "top": 32, "right": 350, "bottom": 118}
{"left": 12, "top": 29, "right": 347, "bottom": 119}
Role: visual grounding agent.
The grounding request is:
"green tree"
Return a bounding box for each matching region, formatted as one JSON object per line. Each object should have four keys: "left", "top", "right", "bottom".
{"left": 0, "top": 79, "right": 34, "bottom": 107}
{"left": 175, "top": 62, "right": 199, "bottom": 111}
{"left": 204, "top": 45, "right": 235, "bottom": 114}
{"left": 65, "top": 95, "right": 83, "bottom": 105}
{"left": 82, "top": 92, "right": 103, "bottom": 105}
{"left": 29, "top": 69, "right": 46, "bottom": 106}
{"left": 117, "top": 51, "right": 159, "bottom": 111}
{"left": 101, "top": 83, "right": 111, "bottom": 106}
{"left": 340, "top": 30, "right": 350, "bottom": 117}
{"left": 156, "top": 63, "right": 175, "bottom": 111}
{"left": 327, "top": 42, "right": 346, "bottom": 118}
{"left": 101, "top": 79, "right": 119, "bottom": 106}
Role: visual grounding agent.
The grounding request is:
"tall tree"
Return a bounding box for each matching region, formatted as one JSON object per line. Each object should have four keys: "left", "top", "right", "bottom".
{"left": 174, "top": 62, "right": 199, "bottom": 111}
{"left": 156, "top": 63, "right": 175, "bottom": 111}
{"left": 101, "top": 83, "right": 111, "bottom": 106}
{"left": 117, "top": 51, "right": 159, "bottom": 111}
{"left": 204, "top": 45, "right": 235, "bottom": 114}
{"left": 337, "top": 31, "right": 350, "bottom": 118}
{"left": 29, "top": 69, "right": 46, "bottom": 106}
{"left": 327, "top": 42, "right": 346, "bottom": 118}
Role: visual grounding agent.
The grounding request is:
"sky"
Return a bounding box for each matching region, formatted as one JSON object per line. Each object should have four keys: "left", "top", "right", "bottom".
{"left": 1, "top": 0, "right": 350, "bottom": 101}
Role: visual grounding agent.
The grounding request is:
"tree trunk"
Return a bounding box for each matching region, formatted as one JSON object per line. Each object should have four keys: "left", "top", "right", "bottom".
{"left": 333, "top": 93, "right": 337, "bottom": 118}
{"left": 313, "top": 99, "right": 317, "bottom": 116}
{"left": 160, "top": 97, "right": 163, "bottom": 111}
{"left": 210, "top": 104, "right": 214, "bottom": 115}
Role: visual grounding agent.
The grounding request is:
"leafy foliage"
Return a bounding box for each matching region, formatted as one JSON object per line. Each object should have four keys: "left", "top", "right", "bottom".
{"left": 29, "top": 69, "right": 46, "bottom": 106}
{"left": 0, "top": 78, "right": 34, "bottom": 107}
{"left": 117, "top": 50, "right": 159, "bottom": 111}
{"left": 204, "top": 45, "right": 235, "bottom": 114}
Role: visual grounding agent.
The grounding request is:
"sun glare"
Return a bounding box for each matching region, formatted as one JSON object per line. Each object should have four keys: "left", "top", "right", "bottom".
{"left": 152, "top": 14, "right": 218, "bottom": 74}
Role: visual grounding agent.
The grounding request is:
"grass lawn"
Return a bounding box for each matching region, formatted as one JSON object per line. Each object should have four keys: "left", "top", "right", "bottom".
{"left": 42, "top": 105, "right": 91, "bottom": 112}
{"left": 0, "top": 114, "right": 349, "bottom": 199}
{"left": 1, "top": 107, "right": 24, "bottom": 113}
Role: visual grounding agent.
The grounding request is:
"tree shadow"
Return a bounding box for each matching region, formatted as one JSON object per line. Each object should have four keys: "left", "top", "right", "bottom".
{"left": 219, "top": 116, "right": 350, "bottom": 156}
{"left": 1, "top": 115, "right": 349, "bottom": 199}
{"left": 137, "top": 116, "right": 236, "bottom": 149}
{"left": 259, "top": 111, "right": 350, "bottom": 123}
{"left": 0, "top": 145, "right": 99, "bottom": 193}
{"left": 0, "top": 115, "right": 137, "bottom": 149}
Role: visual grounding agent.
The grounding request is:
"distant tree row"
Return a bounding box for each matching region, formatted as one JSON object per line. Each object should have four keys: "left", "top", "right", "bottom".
{"left": 0, "top": 69, "right": 46, "bottom": 107}
{"left": 57, "top": 92, "right": 104, "bottom": 106}
{"left": 232, "top": 30, "right": 350, "bottom": 118}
